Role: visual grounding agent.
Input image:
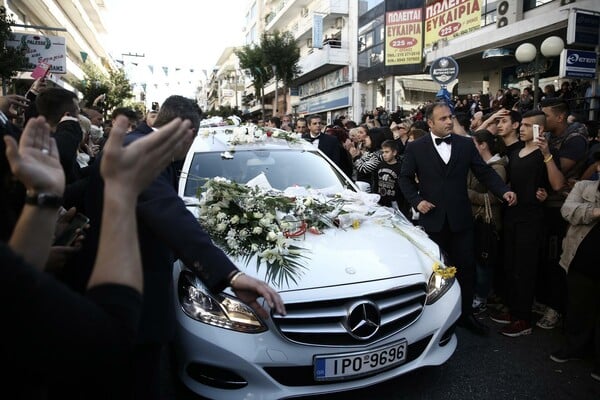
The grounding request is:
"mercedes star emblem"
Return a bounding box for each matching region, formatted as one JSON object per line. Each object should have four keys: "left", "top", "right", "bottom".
{"left": 345, "top": 301, "right": 381, "bottom": 340}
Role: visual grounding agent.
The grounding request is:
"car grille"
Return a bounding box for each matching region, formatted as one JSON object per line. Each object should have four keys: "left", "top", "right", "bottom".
{"left": 271, "top": 283, "right": 427, "bottom": 346}
{"left": 263, "top": 335, "right": 433, "bottom": 386}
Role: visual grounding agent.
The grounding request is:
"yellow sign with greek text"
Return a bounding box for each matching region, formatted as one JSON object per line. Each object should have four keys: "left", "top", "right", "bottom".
{"left": 385, "top": 8, "right": 423, "bottom": 66}
{"left": 425, "top": 0, "right": 482, "bottom": 48}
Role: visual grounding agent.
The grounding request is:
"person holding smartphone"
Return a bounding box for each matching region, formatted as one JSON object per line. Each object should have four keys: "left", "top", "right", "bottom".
{"left": 1, "top": 115, "right": 196, "bottom": 396}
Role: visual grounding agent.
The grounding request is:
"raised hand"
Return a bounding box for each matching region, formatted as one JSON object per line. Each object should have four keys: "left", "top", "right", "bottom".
{"left": 100, "top": 115, "right": 194, "bottom": 196}
{"left": 3, "top": 116, "right": 64, "bottom": 195}
{"left": 0, "top": 94, "right": 30, "bottom": 117}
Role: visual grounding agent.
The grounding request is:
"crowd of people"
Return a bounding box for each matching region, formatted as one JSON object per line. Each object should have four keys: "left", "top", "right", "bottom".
{"left": 276, "top": 88, "right": 599, "bottom": 381}
{"left": 0, "top": 78, "right": 285, "bottom": 399}
{"left": 1, "top": 75, "right": 599, "bottom": 397}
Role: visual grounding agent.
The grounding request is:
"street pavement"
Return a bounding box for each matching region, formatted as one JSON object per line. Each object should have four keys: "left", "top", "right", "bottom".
{"left": 165, "top": 312, "right": 600, "bottom": 400}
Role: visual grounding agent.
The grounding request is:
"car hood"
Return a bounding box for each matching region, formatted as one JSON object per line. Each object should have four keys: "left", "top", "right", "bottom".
{"left": 185, "top": 200, "right": 439, "bottom": 292}
{"left": 269, "top": 222, "right": 437, "bottom": 291}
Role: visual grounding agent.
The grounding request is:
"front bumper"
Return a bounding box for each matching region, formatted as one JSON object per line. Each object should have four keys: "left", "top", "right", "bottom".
{"left": 172, "top": 274, "right": 461, "bottom": 400}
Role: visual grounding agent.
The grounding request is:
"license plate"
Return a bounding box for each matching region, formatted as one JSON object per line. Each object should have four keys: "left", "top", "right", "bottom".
{"left": 314, "top": 340, "right": 407, "bottom": 381}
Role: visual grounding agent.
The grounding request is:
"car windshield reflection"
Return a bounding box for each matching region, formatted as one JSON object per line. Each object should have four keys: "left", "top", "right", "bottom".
{"left": 184, "top": 149, "right": 350, "bottom": 197}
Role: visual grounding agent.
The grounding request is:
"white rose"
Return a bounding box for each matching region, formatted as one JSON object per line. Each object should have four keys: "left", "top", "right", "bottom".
{"left": 217, "top": 212, "right": 227, "bottom": 220}
{"left": 253, "top": 212, "right": 264, "bottom": 219}
{"left": 251, "top": 243, "right": 259, "bottom": 252}
{"left": 231, "top": 215, "right": 240, "bottom": 224}
{"left": 304, "top": 197, "right": 313, "bottom": 206}
{"left": 266, "top": 231, "right": 278, "bottom": 241}
{"left": 216, "top": 223, "right": 227, "bottom": 232}
{"left": 252, "top": 226, "right": 263, "bottom": 235}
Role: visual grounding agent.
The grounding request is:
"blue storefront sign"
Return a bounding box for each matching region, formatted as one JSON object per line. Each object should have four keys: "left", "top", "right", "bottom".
{"left": 560, "top": 49, "right": 598, "bottom": 80}
{"left": 295, "top": 87, "right": 350, "bottom": 114}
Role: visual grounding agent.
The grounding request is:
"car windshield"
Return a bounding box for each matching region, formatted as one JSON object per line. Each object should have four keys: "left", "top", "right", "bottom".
{"left": 183, "top": 149, "right": 351, "bottom": 197}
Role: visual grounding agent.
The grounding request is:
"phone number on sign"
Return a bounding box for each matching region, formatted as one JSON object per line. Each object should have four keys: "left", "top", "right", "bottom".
{"left": 314, "top": 340, "right": 407, "bottom": 381}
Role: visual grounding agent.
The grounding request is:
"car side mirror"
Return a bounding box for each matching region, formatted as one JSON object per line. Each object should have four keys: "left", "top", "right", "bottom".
{"left": 355, "top": 181, "right": 371, "bottom": 192}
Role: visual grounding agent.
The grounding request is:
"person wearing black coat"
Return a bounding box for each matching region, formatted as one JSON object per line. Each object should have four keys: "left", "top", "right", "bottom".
{"left": 68, "top": 96, "right": 285, "bottom": 399}
{"left": 399, "top": 102, "right": 517, "bottom": 336}
{"left": 303, "top": 114, "right": 344, "bottom": 169}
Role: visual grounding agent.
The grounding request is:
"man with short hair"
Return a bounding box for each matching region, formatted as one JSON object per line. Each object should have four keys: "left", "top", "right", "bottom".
{"left": 303, "top": 114, "right": 342, "bottom": 168}
{"left": 495, "top": 109, "right": 523, "bottom": 160}
{"left": 74, "top": 95, "right": 285, "bottom": 399}
{"left": 294, "top": 117, "right": 307, "bottom": 134}
{"left": 400, "top": 102, "right": 517, "bottom": 336}
{"left": 535, "top": 99, "right": 588, "bottom": 330}
{"left": 36, "top": 88, "right": 83, "bottom": 185}
{"left": 266, "top": 116, "right": 281, "bottom": 129}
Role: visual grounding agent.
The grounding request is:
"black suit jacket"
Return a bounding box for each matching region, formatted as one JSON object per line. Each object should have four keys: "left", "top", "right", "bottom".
{"left": 303, "top": 133, "right": 342, "bottom": 168}
{"left": 399, "top": 134, "right": 509, "bottom": 233}
{"left": 75, "top": 127, "right": 237, "bottom": 343}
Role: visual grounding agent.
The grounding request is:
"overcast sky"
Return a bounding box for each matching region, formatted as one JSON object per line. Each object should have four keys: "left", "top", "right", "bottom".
{"left": 102, "top": 0, "right": 247, "bottom": 72}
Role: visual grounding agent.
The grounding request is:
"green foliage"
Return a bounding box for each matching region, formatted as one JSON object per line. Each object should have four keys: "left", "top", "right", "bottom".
{"left": 69, "top": 62, "right": 109, "bottom": 106}
{"left": 235, "top": 32, "right": 300, "bottom": 115}
{"left": 105, "top": 68, "right": 133, "bottom": 110}
{"left": 69, "top": 62, "right": 133, "bottom": 111}
{"left": 235, "top": 45, "right": 270, "bottom": 99}
{"left": 206, "top": 105, "right": 242, "bottom": 119}
{"left": 0, "top": 6, "right": 28, "bottom": 82}
{"left": 260, "top": 31, "right": 301, "bottom": 87}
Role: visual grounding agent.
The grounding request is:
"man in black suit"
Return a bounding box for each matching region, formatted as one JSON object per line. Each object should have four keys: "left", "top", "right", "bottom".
{"left": 71, "top": 96, "right": 285, "bottom": 399}
{"left": 303, "top": 114, "right": 343, "bottom": 168}
{"left": 399, "top": 102, "right": 517, "bottom": 336}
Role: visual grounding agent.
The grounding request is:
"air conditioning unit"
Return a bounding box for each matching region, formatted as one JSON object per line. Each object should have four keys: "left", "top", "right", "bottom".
{"left": 307, "top": 38, "right": 313, "bottom": 48}
{"left": 301, "top": 7, "right": 309, "bottom": 17}
{"left": 496, "top": 0, "right": 522, "bottom": 28}
{"left": 335, "top": 17, "right": 344, "bottom": 29}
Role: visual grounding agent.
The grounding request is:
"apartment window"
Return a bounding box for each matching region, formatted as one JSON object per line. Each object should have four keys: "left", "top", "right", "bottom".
{"left": 524, "top": 0, "right": 555, "bottom": 11}
{"left": 480, "top": 0, "right": 498, "bottom": 26}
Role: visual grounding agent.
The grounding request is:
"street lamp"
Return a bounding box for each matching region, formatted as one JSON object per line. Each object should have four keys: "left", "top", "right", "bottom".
{"left": 515, "top": 36, "right": 564, "bottom": 109}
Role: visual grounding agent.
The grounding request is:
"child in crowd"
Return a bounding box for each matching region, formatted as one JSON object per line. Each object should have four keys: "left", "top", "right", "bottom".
{"left": 373, "top": 140, "right": 410, "bottom": 219}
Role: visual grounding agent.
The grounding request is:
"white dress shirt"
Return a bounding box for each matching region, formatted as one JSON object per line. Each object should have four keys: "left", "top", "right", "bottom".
{"left": 431, "top": 132, "right": 451, "bottom": 164}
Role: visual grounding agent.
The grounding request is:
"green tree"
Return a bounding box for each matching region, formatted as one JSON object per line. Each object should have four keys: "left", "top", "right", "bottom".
{"left": 69, "top": 62, "right": 109, "bottom": 106}
{"left": 0, "top": 6, "right": 28, "bottom": 86}
{"left": 235, "top": 45, "right": 271, "bottom": 118}
{"left": 260, "top": 31, "right": 301, "bottom": 115}
{"left": 105, "top": 67, "right": 133, "bottom": 111}
{"left": 206, "top": 105, "right": 242, "bottom": 119}
{"left": 69, "top": 62, "right": 133, "bottom": 111}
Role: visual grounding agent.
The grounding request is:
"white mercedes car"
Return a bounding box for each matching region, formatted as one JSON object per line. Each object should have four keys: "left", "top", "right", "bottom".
{"left": 172, "top": 125, "right": 461, "bottom": 399}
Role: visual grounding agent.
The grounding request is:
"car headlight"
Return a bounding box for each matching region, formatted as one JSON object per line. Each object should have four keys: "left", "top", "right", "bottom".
{"left": 425, "top": 250, "right": 455, "bottom": 305}
{"left": 178, "top": 270, "right": 267, "bottom": 333}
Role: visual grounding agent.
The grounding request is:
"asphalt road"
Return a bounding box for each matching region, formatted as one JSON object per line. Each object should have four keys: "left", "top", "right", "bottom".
{"left": 166, "top": 312, "right": 600, "bottom": 400}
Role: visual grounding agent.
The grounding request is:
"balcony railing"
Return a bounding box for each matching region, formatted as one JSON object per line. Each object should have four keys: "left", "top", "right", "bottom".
{"left": 298, "top": 44, "right": 349, "bottom": 77}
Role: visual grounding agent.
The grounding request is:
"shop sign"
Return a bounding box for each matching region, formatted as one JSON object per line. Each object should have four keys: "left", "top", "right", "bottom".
{"left": 425, "top": 0, "right": 482, "bottom": 48}
{"left": 560, "top": 49, "right": 597, "bottom": 80}
{"left": 5, "top": 33, "right": 67, "bottom": 74}
{"left": 567, "top": 9, "right": 599, "bottom": 48}
{"left": 296, "top": 87, "right": 350, "bottom": 114}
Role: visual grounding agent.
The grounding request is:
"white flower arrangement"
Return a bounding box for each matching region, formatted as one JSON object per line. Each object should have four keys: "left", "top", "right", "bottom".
{"left": 198, "top": 177, "right": 342, "bottom": 287}
{"left": 228, "top": 125, "right": 302, "bottom": 146}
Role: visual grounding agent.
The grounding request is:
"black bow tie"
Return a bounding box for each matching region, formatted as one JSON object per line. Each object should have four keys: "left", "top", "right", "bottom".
{"left": 306, "top": 135, "right": 320, "bottom": 143}
{"left": 435, "top": 135, "right": 452, "bottom": 145}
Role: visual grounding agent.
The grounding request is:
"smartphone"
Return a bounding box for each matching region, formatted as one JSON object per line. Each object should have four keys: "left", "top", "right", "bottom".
{"left": 532, "top": 124, "right": 540, "bottom": 142}
{"left": 53, "top": 213, "right": 89, "bottom": 246}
